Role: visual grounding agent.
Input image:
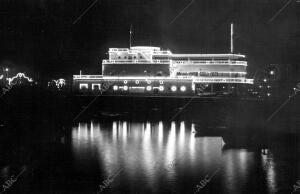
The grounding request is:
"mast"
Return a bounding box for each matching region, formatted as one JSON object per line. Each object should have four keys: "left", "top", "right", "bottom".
{"left": 129, "top": 24, "right": 133, "bottom": 48}
{"left": 230, "top": 23, "right": 234, "bottom": 53}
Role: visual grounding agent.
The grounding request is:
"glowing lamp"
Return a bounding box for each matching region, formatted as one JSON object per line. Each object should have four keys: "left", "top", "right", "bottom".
{"left": 123, "top": 85, "right": 128, "bottom": 91}
{"left": 180, "top": 86, "right": 186, "bottom": 92}
{"left": 171, "top": 86, "right": 177, "bottom": 92}
{"left": 159, "top": 86, "right": 164, "bottom": 91}
{"left": 113, "top": 85, "right": 118, "bottom": 91}
{"left": 146, "top": 86, "right": 152, "bottom": 91}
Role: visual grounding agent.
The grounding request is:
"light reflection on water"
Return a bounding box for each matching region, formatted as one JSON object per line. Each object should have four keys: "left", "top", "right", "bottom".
{"left": 71, "top": 120, "right": 280, "bottom": 194}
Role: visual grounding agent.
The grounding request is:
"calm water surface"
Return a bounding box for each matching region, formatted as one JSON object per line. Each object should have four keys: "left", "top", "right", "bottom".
{"left": 69, "top": 120, "right": 300, "bottom": 194}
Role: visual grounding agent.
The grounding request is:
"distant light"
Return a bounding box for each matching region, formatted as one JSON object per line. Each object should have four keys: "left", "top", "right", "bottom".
{"left": 113, "top": 85, "right": 118, "bottom": 91}
{"left": 270, "top": 71, "right": 274, "bottom": 75}
{"left": 259, "top": 85, "right": 262, "bottom": 88}
{"left": 5, "top": 68, "right": 8, "bottom": 72}
{"left": 124, "top": 80, "right": 127, "bottom": 84}
{"left": 0, "top": 75, "right": 3, "bottom": 79}
{"left": 159, "top": 80, "right": 164, "bottom": 85}
{"left": 171, "top": 86, "right": 177, "bottom": 92}
{"left": 147, "top": 80, "right": 151, "bottom": 84}
{"left": 222, "top": 86, "right": 226, "bottom": 89}
{"left": 79, "top": 83, "right": 88, "bottom": 90}
{"left": 159, "top": 86, "right": 164, "bottom": 91}
{"left": 123, "top": 85, "right": 128, "bottom": 91}
{"left": 263, "top": 78, "right": 267, "bottom": 83}
{"left": 192, "top": 84, "right": 195, "bottom": 91}
{"left": 146, "top": 86, "right": 152, "bottom": 91}
{"left": 180, "top": 86, "right": 186, "bottom": 92}
{"left": 135, "top": 80, "right": 139, "bottom": 84}
{"left": 267, "top": 93, "right": 271, "bottom": 97}
{"left": 53, "top": 78, "right": 66, "bottom": 89}
{"left": 267, "top": 85, "right": 271, "bottom": 89}
{"left": 7, "top": 73, "right": 33, "bottom": 85}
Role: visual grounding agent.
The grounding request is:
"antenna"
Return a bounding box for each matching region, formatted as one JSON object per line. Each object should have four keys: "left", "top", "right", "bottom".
{"left": 129, "top": 24, "right": 133, "bottom": 48}
{"left": 230, "top": 23, "right": 234, "bottom": 53}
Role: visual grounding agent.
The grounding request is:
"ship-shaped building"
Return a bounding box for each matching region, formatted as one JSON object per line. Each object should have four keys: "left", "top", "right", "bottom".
{"left": 73, "top": 45, "right": 253, "bottom": 97}
{"left": 73, "top": 24, "right": 253, "bottom": 97}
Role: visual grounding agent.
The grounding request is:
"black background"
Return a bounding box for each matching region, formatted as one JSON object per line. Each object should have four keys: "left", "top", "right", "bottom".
{"left": 0, "top": 0, "right": 299, "bottom": 81}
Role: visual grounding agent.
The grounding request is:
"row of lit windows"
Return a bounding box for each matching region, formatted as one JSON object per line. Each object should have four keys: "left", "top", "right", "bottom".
{"left": 112, "top": 85, "right": 186, "bottom": 92}
{"left": 79, "top": 83, "right": 187, "bottom": 92}
{"left": 177, "top": 72, "right": 245, "bottom": 77}
{"left": 117, "top": 55, "right": 143, "bottom": 60}
{"left": 123, "top": 80, "right": 165, "bottom": 85}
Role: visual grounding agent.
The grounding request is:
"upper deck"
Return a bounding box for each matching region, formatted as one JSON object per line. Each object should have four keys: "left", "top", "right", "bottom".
{"left": 103, "top": 46, "right": 248, "bottom": 78}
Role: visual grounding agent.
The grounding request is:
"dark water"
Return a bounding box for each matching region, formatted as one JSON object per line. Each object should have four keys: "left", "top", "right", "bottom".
{"left": 1, "top": 118, "right": 300, "bottom": 193}
{"left": 69, "top": 120, "right": 300, "bottom": 194}
{"left": 0, "top": 92, "right": 300, "bottom": 193}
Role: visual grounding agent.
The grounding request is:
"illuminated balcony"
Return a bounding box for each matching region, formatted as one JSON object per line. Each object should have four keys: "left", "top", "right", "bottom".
{"left": 172, "top": 60, "right": 247, "bottom": 66}
{"left": 102, "top": 59, "right": 170, "bottom": 65}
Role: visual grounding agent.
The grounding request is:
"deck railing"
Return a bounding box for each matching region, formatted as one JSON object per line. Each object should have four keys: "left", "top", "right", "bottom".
{"left": 103, "top": 59, "right": 247, "bottom": 66}
{"left": 172, "top": 60, "right": 247, "bottom": 66}
{"left": 102, "top": 59, "right": 170, "bottom": 64}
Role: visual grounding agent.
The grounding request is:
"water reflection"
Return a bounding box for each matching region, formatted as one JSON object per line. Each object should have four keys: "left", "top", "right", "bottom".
{"left": 71, "top": 120, "right": 285, "bottom": 194}
{"left": 261, "top": 150, "right": 276, "bottom": 193}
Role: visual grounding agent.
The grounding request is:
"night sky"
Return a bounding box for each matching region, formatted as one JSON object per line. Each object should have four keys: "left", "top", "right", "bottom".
{"left": 0, "top": 0, "right": 299, "bottom": 80}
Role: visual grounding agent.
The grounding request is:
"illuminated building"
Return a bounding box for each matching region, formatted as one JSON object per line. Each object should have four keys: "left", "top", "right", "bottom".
{"left": 73, "top": 46, "right": 253, "bottom": 97}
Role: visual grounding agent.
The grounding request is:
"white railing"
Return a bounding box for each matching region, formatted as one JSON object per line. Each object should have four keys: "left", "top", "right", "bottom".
{"left": 73, "top": 75, "right": 103, "bottom": 79}
{"left": 172, "top": 60, "right": 247, "bottom": 66}
{"left": 74, "top": 75, "right": 253, "bottom": 84}
{"left": 193, "top": 77, "right": 253, "bottom": 84}
{"left": 153, "top": 50, "right": 172, "bottom": 55}
{"left": 102, "top": 59, "right": 170, "bottom": 64}
{"left": 109, "top": 48, "right": 129, "bottom": 52}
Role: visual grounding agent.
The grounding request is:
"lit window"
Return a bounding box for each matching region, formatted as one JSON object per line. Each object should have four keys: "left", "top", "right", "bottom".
{"left": 124, "top": 80, "right": 127, "bottom": 84}
{"left": 146, "top": 86, "right": 152, "bottom": 91}
{"left": 113, "top": 85, "right": 118, "bottom": 91}
{"left": 159, "top": 86, "right": 164, "bottom": 91}
{"left": 171, "top": 86, "right": 177, "bottom": 92}
{"left": 79, "top": 83, "right": 88, "bottom": 90}
{"left": 92, "top": 84, "right": 101, "bottom": 90}
{"left": 180, "top": 86, "right": 186, "bottom": 92}
{"left": 123, "top": 85, "right": 128, "bottom": 91}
